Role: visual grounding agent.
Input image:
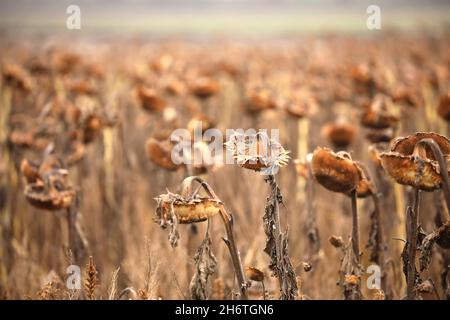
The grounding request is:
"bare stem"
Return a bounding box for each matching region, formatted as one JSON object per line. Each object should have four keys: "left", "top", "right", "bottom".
{"left": 67, "top": 197, "right": 79, "bottom": 264}
{"left": 263, "top": 175, "right": 298, "bottom": 299}
{"left": 185, "top": 176, "right": 248, "bottom": 300}
{"left": 415, "top": 139, "right": 450, "bottom": 221}
{"left": 305, "top": 160, "right": 320, "bottom": 258}
{"left": 220, "top": 213, "right": 248, "bottom": 300}
{"left": 350, "top": 190, "right": 360, "bottom": 263}
{"left": 406, "top": 188, "right": 420, "bottom": 300}
{"left": 261, "top": 280, "right": 266, "bottom": 300}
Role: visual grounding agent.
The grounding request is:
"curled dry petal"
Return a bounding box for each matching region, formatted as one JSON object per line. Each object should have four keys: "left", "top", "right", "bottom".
{"left": 353, "top": 162, "right": 375, "bottom": 198}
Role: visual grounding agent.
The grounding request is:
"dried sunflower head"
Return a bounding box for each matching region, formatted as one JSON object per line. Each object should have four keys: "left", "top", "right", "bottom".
{"left": 190, "top": 77, "right": 220, "bottom": 99}
{"left": 311, "top": 147, "right": 360, "bottom": 194}
{"left": 284, "top": 91, "right": 314, "bottom": 119}
{"left": 150, "top": 54, "right": 173, "bottom": 73}
{"left": 225, "top": 131, "right": 290, "bottom": 175}
{"left": 245, "top": 267, "right": 265, "bottom": 282}
{"left": 392, "top": 86, "right": 420, "bottom": 108}
{"left": 187, "top": 114, "right": 215, "bottom": 138}
{"left": 8, "top": 129, "right": 34, "bottom": 148}
{"left": 322, "top": 119, "right": 356, "bottom": 149}
{"left": 146, "top": 137, "right": 180, "bottom": 171}
{"left": 136, "top": 86, "right": 167, "bottom": 113}
{"left": 365, "top": 127, "right": 394, "bottom": 144}
{"left": 2, "top": 63, "right": 33, "bottom": 92}
{"left": 244, "top": 86, "right": 278, "bottom": 113}
{"left": 164, "top": 76, "right": 185, "bottom": 96}
{"left": 53, "top": 52, "right": 81, "bottom": 74}
{"left": 360, "top": 95, "right": 398, "bottom": 130}
{"left": 24, "top": 169, "right": 76, "bottom": 211}
{"left": 380, "top": 132, "right": 450, "bottom": 191}
{"left": 154, "top": 191, "right": 222, "bottom": 225}
{"left": 82, "top": 114, "right": 103, "bottom": 144}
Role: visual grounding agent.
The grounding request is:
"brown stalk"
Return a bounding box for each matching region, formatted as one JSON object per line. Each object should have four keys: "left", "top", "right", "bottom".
{"left": 261, "top": 280, "right": 266, "bottom": 300}
{"left": 263, "top": 174, "right": 298, "bottom": 300}
{"left": 357, "top": 160, "right": 384, "bottom": 266}
{"left": 338, "top": 239, "right": 363, "bottom": 300}
{"left": 305, "top": 160, "right": 320, "bottom": 259}
{"left": 67, "top": 200, "right": 78, "bottom": 263}
{"left": 350, "top": 190, "right": 360, "bottom": 263}
{"left": 400, "top": 137, "right": 450, "bottom": 299}
{"left": 405, "top": 187, "right": 421, "bottom": 300}
{"left": 415, "top": 138, "right": 450, "bottom": 221}
{"left": 357, "top": 160, "right": 388, "bottom": 293}
{"left": 186, "top": 176, "right": 248, "bottom": 300}
{"left": 368, "top": 192, "right": 383, "bottom": 264}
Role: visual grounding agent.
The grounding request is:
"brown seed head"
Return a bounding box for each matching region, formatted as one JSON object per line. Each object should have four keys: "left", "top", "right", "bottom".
{"left": 245, "top": 87, "right": 278, "bottom": 113}
{"left": 311, "top": 147, "right": 360, "bottom": 194}
{"left": 380, "top": 132, "right": 450, "bottom": 191}
{"left": 225, "top": 132, "right": 290, "bottom": 173}
{"left": 146, "top": 137, "right": 180, "bottom": 171}
{"left": 155, "top": 191, "right": 222, "bottom": 224}
{"left": 187, "top": 114, "right": 215, "bottom": 137}
{"left": 361, "top": 95, "right": 398, "bottom": 129}
{"left": 322, "top": 120, "right": 356, "bottom": 149}
{"left": 24, "top": 178, "right": 76, "bottom": 211}
{"left": 190, "top": 77, "right": 220, "bottom": 99}
{"left": 136, "top": 86, "right": 167, "bottom": 112}
{"left": 2, "top": 63, "right": 33, "bottom": 91}
{"left": 245, "top": 267, "right": 265, "bottom": 282}
{"left": 365, "top": 127, "right": 394, "bottom": 144}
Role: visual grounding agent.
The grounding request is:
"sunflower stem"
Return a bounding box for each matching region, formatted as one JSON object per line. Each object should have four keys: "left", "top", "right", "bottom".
{"left": 350, "top": 190, "right": 360, "bottom": 263}
{"left": 186, "top": 176, "right": 248, "bottom": 300}
{"left": 368, "top": 192, "right": 385, "bottom": 277}
{"left": 415, "top": 139, "right": 450, "bottom": 221}
{"left": 261, "top": 280, "right": 266, "bottom": 300}
{"left": 406, "top": 188, "right": 420, "bottom": 300}
{"left": 220, "top": 213, "right": 248, "bottom": 300}
{"left": 67, "top": 198, "right": 79, "bottom": 264}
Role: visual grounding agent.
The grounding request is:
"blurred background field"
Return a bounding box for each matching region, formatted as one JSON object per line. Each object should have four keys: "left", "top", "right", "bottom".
{"left": 1, "top": 0, "right": 450, "bottom": 36}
